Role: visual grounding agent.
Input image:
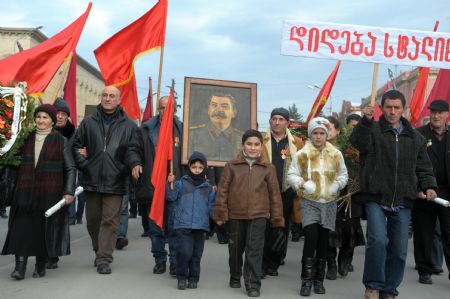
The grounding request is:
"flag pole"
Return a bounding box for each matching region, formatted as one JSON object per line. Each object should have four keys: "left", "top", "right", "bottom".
{"left": 370, "top": 63, "right": 379, "bottom": 105}
{"left": 48, "top": 51, "right": 74, "bottom": 105}
{"left": 156, "top": 46, "right": 165, "bottom": 109}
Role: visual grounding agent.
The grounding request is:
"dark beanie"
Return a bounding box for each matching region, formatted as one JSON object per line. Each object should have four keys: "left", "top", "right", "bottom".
{"left": 34, "top": 104, "right": 57, "bottom": 125}
{"left": 188, "top": 151, "right": 208, "bottom": 169}
{"left": 270, "top": 107, "right": 290, "bottom": 121}
{"left": 242, "top": 129, "right": 263, "bottom": 145}
{"left": 53, "top": 97, "right": 70, "bottom": 116}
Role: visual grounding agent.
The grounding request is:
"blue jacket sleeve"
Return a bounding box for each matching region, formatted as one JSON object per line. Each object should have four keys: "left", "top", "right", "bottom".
{"left": 165, "top": 180, "right": 180, "bottom": 202}
{"left": 208, "top": 189, "right": 216, "bottom": 218}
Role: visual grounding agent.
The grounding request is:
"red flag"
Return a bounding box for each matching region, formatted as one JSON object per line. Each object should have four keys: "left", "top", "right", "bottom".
{"left": 142, "top": 77, "right": 154, "bottom": 122}
{"left": 0, "top": 3, "right": 91, "bottom": 96}
{"left": 416, "top": 69, "right": 450, "bottom": 124}
{"left": 409, "top": 67, "right": 430, "bottom": 126}
{"left": 306, "top": 61, "right": 341, "bottom": 123}
{"left": 63, "top": 52, "right": 78, "bottom": 127}
{"left": 94, "top": 0, "right": 168, "bottom": 120}
{"left": 384, "top": 81, "right": 391, "bottom": 92}
{"left": 149, "top": 88, "right": 174, "bottom": 228}
{"left": 374, "top": 103, "right": 383, "bottom": 121}
{"left": 117, "top": 74, "right": 140, "bottom": 121}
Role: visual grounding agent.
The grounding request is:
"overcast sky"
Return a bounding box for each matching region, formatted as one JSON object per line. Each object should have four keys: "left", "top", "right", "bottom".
{"left": 2, "top": 0, "right": 449, "bottom": 130}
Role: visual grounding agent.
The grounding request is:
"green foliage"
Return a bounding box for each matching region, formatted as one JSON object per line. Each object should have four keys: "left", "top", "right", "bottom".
{"left": 288, "top": 104, "right": 303, "bottom": 122}
{"left": 336, "top": 125, "right": 360, "bottom": 180}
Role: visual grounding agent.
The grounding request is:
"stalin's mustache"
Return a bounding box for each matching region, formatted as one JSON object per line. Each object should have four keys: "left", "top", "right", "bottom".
{"left": 211, "top": 111, "right": 227, "bottom": 119}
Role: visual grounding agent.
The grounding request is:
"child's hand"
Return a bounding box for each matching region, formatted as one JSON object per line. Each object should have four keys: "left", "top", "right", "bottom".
{"left": 167, "top": 173, "right": 175, "bottom": 183}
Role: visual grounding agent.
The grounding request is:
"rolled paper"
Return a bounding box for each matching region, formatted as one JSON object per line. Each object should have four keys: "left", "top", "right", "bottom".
{"left": 432, "top": 197, "right": 450, "bottom": 207}
{"left": 45, "top": 186, "right": 84, "bottom": 217}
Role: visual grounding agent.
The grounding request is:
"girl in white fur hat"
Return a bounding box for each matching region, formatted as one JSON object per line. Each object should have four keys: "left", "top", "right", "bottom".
{"left": 287, "top": 117, "right": 348, "bottom": 297}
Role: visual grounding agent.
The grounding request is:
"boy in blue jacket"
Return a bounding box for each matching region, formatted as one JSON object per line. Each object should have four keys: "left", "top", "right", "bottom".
{"left": 167, "top": 151, "right": 215, "bottom": 290}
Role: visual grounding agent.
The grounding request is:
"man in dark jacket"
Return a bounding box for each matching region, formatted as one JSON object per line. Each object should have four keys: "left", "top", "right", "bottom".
{"left": 72, "top": 85, "right": 138, "bottom": 275}
{"left": 350, "top": 90, "right": 437, "bottom": 299}
{"left": 413, "top": 99, "right": 450, "bottom": 284}
{"left": 129, "top": 96, "right": 183, "bottom": 276}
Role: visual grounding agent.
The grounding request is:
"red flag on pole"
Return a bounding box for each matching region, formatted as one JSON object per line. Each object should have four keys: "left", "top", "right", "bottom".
{"left": 142, "top": 77, "right": 154, "bottom": 122}
{"left": 409, "top": 67, "right": 430, "bottom": 126}
{"left": 306, "top": 61, "right": 341, "bottom": 123}
{"left": 0, "top": 3, "right": 91, "bottom": 96}
{"left": 149, "top": 88, "right": 174, "bottom": 229}
{"left": 94, "top": 0, "right": 168, "bottom": 120}
{"left": 63, "top": 52, "right": 78, "bottom": 127}
{"left": 374, "top": 103, "right": 383, "bottom": 121}
{"left": 416, "top": 69, "right": 450, "bottom": 124}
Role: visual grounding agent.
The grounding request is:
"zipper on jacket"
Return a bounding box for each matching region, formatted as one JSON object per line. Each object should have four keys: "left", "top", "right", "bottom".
{"left": 392, "top": 133, "right": 399, "bottom": 208}
{"left": 103, "top": 135, "right": 107, "bottom": 152}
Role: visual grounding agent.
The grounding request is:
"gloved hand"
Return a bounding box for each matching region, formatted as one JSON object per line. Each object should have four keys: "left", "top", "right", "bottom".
{"left": 270, "top": 227, "right": 287, "bottom": 252}
{"left": 303, "top": 180, "right": 316, "bottom": 194}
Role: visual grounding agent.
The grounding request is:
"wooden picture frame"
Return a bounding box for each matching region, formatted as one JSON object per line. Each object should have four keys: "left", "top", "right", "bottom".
{"left": 182, "top": 77, "right": 257, "bottom": 167}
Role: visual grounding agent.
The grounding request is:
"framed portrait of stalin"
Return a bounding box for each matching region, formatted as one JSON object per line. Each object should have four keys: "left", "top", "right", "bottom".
{"left": 182, "top": 77, "right": 257, "bottom": 167}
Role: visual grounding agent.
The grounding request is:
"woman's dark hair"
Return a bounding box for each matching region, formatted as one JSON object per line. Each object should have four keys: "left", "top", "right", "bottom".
{"left": 326, "top": 116, "right": 341, "bottom": 131}
{"left": 242, "top": 129, "right": 263, "bottom": 145}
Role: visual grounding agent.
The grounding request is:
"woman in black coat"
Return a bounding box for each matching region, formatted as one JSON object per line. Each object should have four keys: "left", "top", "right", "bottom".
{"left": 1, "top": 104, "right": 76, "bottom": 280}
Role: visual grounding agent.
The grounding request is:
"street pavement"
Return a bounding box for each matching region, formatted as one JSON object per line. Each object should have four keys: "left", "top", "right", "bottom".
{"left": 0, "top": 213, "right": 448, "bottom": 299}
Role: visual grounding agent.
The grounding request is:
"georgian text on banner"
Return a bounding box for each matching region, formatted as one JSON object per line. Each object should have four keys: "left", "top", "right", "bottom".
{"left": 281, "top": 20, "right": 450, "bottom": 69}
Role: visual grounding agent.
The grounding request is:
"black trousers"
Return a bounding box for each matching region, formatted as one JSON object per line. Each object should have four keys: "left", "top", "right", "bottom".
{"left": 228, "top": 218, "right": 266, "bottom": 291}
{"left": 413, "top": 189, "right": 450, "bottom": 275}
{"left": 263, "top": 190, "right": 294, "bottom": 270}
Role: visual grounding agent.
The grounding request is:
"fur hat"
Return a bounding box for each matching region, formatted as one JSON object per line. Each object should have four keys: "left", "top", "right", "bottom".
{"left": 34, "top": 104, "right": 57, "bottom": 125}
{"left": 53, "top": 97, "right": 70, "bottom": 116}
{"left": 308, "top": 117, "right": 330, "bottom": 137}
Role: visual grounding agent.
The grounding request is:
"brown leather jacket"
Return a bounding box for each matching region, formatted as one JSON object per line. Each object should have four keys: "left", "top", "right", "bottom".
{"left": 214, "top": 150, "right": 284, "bottom": 227}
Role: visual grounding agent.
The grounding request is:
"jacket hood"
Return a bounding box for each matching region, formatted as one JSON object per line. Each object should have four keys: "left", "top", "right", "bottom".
{"left": 188, "top": 151, "right": 208, "bottom": 168}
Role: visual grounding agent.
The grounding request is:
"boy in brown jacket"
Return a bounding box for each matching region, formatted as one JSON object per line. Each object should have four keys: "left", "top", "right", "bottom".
{"left": 214, "top": 129, "right": 284, "bottom": 297}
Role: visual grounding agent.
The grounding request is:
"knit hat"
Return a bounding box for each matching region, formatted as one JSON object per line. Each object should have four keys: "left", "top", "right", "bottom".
{"left": 34, "top": 104, "right": 57, "bottom": 125}
{"left": 270, "top": 107, "right": 290, "bottom": 121}
{"left": 53, "top": 97, "right": 70, "bottom": 116}
{"left": 308, "top": 117, "right": 330, "bottom": 137}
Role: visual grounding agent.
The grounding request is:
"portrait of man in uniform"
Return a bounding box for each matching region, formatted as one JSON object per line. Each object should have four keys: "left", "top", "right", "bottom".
{"left": 182, "top": 77, "right": 257, "bottom": 167}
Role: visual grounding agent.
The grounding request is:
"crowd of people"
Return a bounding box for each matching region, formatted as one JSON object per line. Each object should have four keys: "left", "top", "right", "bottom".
{"left": 0, "top": 86, "right": 449, "bottom": 299}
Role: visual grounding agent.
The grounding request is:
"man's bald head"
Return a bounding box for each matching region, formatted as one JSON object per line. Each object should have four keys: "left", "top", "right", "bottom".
{"left": 101, "top": 85, "right": 121, "bottom": 114}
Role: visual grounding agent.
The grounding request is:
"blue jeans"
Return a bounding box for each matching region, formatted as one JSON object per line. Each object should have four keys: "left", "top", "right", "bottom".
{"left": 148, "top": 202, "right": 177, "bottom": 263}
{"left": 363, "top": 202, "right": 411, "bottom": 297}
{"left": 176, "top": 229, "right": 205, "bottom": 282}
{"left": 117, "top": 194, "right": 129, "bottom": 239}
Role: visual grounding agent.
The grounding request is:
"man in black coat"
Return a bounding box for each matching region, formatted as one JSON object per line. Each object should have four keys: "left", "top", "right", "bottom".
{"left": 129, "top": 96, "right": 183, "bottom": 276}
{"left": 72, "top": 86, "right": 138, "bottom": 275}
{"left": 414, "top": 99, "right": 450, "bottom": 284}
{"left": 350, "top": 90, "right": 437, "bottom": 299}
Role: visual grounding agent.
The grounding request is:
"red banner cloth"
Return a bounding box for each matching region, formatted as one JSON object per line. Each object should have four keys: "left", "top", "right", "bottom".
{"left": 409, "top": 67, "right": 430, "bottom": 127}
{"left": 306, "top": 60, "right": 341, "bottom": 123}
{"left": 94, "top": 0, "right": 167, "bottom": 120}
{"left": 149, "top": 88, "right": 174, "bottom": 229}
{"left": 0, "top": 3, "right": 91, "bottom": 96}
{"left": 416, "top": 69, "right": 450, "bottom": 125}
{"left": 63, "top": 52, "right": 78, "bottom": 127}
{"left": 142, "top": 77, "right": 154, "bottom": 122}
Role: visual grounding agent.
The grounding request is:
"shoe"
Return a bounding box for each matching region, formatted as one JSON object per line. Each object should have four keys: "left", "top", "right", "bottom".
{"left": 265, "top": 268, "right": 278, "bottom": 276}
{"left": 348, "top": 263, "right": 354, "bottom": 272}
{"left": 247, "top": 289, "right": 260, "bottom": 297}
{"left": 188, "top": 281, "right": 198, "bottom": 289}
{"left": 69, "top": 219, "right": 76, "bottom": 225}
{"left": 0, "top": 211, "right": 8, "bottom": 219}
{"left": 32, "top": 256, "right": 46, "bottom": 278}
{"left": 430, "top": 266, "right": 443, "bottom": 274}
{"left": 229, "top": 279, "right": 241, "bottom": 288}
{"left": 97, "top": 263, "right": 112, "bottom": 274}
{"left": 326, "top": 258, "right": 337, "bottom": 280}
{"left": 337, "top": 255, "right": 349, "bottom": 277}
{"left": 260, "top": 272, "right": 266, "bottom": 279}
{"left": 313, "top": 258, "right": 326, "bottom": 294}
{"left": 418, "top": 273, "right": 433, "bottom": 284}
{"left": 129, "top": 213, "right": 137, "bottom": 219}
{"left": 11, "top": 256, "right": 27, "bottom": 280}
{"left": 76, "top": 218, "right": 83, "bottom": 224}
{"left": 169, "top": 262, "right": 177, "bottom": 277}
{"left": 153, "top": 261, "right": 166, "bottom": 274}
{"left": 177, "top": 280, "right": 187, "bottom": 290}
{"left": 280, "top": 259, "right": 285, "bottom": 266}
{"left": 364, "top": 288, "right": 379, "bottom": 299}
{"left": 300, "top": 257, "right": 315, "bottom": 297}
{"left": 115, "top": 238, "right": 129, "bottom": 250}
{"left": 46, "top": 262, "right": 58, "bottom": 269}
{"left": 218, "top": 239, "right": 229, "bottom": 244}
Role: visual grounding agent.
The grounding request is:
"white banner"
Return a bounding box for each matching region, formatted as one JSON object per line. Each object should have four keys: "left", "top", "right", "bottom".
{"left": 281, "top": 20, "right": 450, "bottom": 69}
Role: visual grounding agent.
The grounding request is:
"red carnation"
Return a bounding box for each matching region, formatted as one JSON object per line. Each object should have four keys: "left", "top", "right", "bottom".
{"left": 5, "top": 131, "right": 11, "bottom": 139}
{"left": 4, "top": 109, "right": 13, "bottom": 119}
{"left": 346, "top": 148, "right": 353, "bottom": 155}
